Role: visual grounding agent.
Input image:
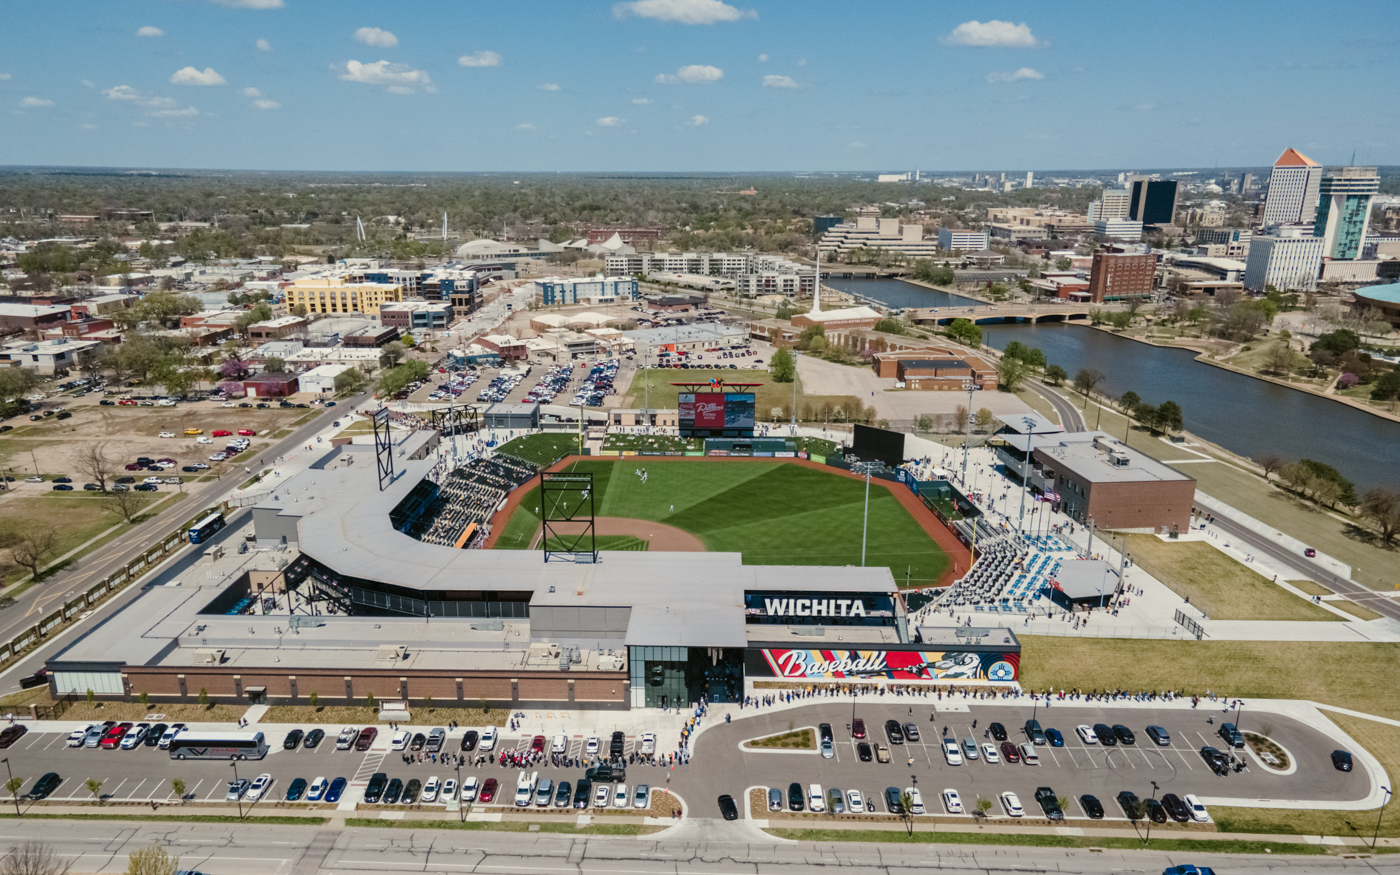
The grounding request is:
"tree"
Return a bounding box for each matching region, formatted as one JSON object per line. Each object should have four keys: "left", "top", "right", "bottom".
{"left": 76, "top": 443, "right": 118, "bottom": 493}
{"left": 1044, "top": 364, "right": 1067, "bottom": 385}
{"left": 290, "top": 303, "right": 308, "bottom": 318}
{"left": 946, "top": 318, "right": 982, "bottom": 347}
{"left": 86, "top": 689, "right": 95, "bottom": 708}
{"left": 1108, "top": 310, "right": 1133, "bottom": 330}
{"left": 105, "top": 487, "right": 148, "bottom": 524}
{"left": 5, "top": 776, "right": 22, "bottom": 813}
{"left": 1264, "top": 341, "right": 1296, "bottom": 377}
{"left": 775, "top": 299, "right": 794, "bottom": 320}
{"left": 234, "top": 302, "right": 274, "bottom": 336}
{"left": 1256, "top": 452, "right": 1285, "bottom": 481}
{"left": 1072, "top": 368, "right": 1106, "bottom": 408}
{"left": 0, "top": 840, "right": 71, "bottom": 875}
{"left": 86, "top": 778, "right": 103, "bottom": 805}
{"left": 308, "top": 691, "right": 320, "bottom": 710}
{"left": 1156, "top": 400, "right": 1184, "bottom": 433}
{"left": 996, "top": 355, "right": 1030, "bottom": 392}
{"left": 197, "top": 687, "right": 208, "bottom": 707}
{"left": 1119, "top": 391, "right": 1141, "bottom": 414}
{"left": 797, "top": 324, "right": 826, "bottom": 352}
{"left": 974, "top": 407, "right": 995, "bottom": 433}
{"left": 769, "top": 347, "right": 795, "bottom": 383}
{"left": 916, "top": 414, "right": 933, "bottom": 433}
{"left": 125, "top": 845, "right": 179, "bottom": 875}
{"left": 380, "top": 341, "right": 407, "bottom": 368}
{"left": 11, "top": 530, "right": 57, "bottom": 581}
{"left": 333, "top": 368, "right": 368, "bottom": 397}
{"left": 366, "top": 693, "right": 377, "bottom": 710}
{"left": 171, "top": 778, "right": 186, "bottom": 804}
{"left": 898, "top": 790, "right": 916, "bottom": 836}
{"left": 262, "top": 357, "right": 287, "bottom": 374}
{"left": 974, "top": 795, "right": 993, "bottom": 818}
{"left": 400, "top": 334, "right": 417, "bottom": 348}
{"left": 1359, "top": 488, "right": 1400, "bottom": 545}
{"left": 219, "top": 357, "right": 251, "bottom": 381}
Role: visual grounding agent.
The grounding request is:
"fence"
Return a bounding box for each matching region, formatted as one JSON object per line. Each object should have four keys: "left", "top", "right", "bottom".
{"left": 1022, "top": 624, "right": 1196, "bottom": 640}
{"left": 32, "top": 692, "right": 77, "bottom": 721}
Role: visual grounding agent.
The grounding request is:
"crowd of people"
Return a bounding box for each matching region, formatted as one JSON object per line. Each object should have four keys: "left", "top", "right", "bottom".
{"left": 417, "top": 455, "right": 537, "bottom": 547}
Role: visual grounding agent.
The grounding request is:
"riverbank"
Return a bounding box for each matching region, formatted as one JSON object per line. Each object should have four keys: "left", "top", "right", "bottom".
{"left": 1094, "top": 325, "right": 1400, "bottom": 425}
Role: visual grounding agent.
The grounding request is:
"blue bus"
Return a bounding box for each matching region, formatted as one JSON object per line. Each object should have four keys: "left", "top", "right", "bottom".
{"left": 188, "top": 511, "right": 226, "bottom": 544}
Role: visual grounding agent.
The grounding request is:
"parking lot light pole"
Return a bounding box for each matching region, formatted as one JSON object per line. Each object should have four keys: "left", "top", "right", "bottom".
{"left": 3, "top": 758, "right": 17, "bottom": 816}
{"left": 456, "top": 760, "right": 464, "bottom": 823}
{"left": 230, "top": 761, "right": 242, "bottom": 820}
{"left": 1374, "top": 786, "right": 1392, "bottom": 849}
{"left": 1145, "top": 779, "right": 1159, "bottom": 845}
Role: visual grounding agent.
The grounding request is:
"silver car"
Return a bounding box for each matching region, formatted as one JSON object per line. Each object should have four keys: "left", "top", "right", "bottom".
{"left": 820, "top": 737, "right": 835, "bottom": 759}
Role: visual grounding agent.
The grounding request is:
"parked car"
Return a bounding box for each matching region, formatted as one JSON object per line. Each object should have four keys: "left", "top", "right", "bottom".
{"left": 246, "top": 773, "right": 273, "bottom": 802}
{"left": 1080, "top": 794, "right": 1105, "bottom": 819}
{"left": 1093, "top": 723, "right": 1117, "bottom": 746}
{"left": 1112, "top": 725, "right": 1137, "bottom": 745}
{"left": 354, "top": 727, "right": 378, "bottom": 751}
{"left": 851, "top": 719, "right": 866, "bottom": 739}
{"left": 307, "top": 777, "right": 328, "bottom": 801}
{"left": 1000, "top": 791, "right": 1024, "bottom": 817}
{"left": 283, "top": 729, "right": 304, "bottom": 750}
{"left": 303, "top": 728, "right": 325, "bottom": 749}
{"left": 1184, "top": 794, "right": 1211, "bottom": 822}
{"left": 1024, "top": 719, "right": 1047, "bottom": 745}
{"left": 884, "top": 720, "right": 904, "bottom": 745}
{"left": 1332, "top": 749, "right": 1354, "bottom": 771}
{"left": 325, "top": 778, "right": 347, "bottom": 803}
{"left": 285, "top": 778, "right": 308, "bottom": 801}
{"left": 1035, "top": 787, "right": 1063, "bottom": 820}
{"left": 1000, "top": 741, "right": 1021, "bottom": 763}
{"left": 27, "top": 773, "right": 61, "bottom": 801}
{"left": 988, "top": 722, "right": 1007, "bottom": 741}
{"left": 717, "top": 794, "right": 739, "bottom": 821}
{"left": 1146, "top": 725, "right": 1171, "bottom": 746}
{"left": 1162, "top": 793, "right": 1191, "bottom": 823}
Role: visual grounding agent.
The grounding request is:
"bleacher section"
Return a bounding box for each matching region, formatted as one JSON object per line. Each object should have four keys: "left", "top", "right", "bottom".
{"left": 939, "top": 525, "right": 1076, "bottom": 614}
{"left": 417, "top": 456, "right": 537, "bottom": 547}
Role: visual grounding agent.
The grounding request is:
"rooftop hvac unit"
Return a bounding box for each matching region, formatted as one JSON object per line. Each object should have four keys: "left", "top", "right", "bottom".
{"left": 21, "top": 345, "right": 37, "bottom": 352}
{"left": 194, "top": 649, "right": 225, "bottom": 665}
{"left": 1109, "top": 452, "right": 1131, "bottom": 467}
{"left": 375, "top": 644, "right": 408, "bottom": 663}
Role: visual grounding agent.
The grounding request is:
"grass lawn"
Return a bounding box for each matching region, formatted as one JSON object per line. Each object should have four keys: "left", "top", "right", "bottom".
{"left": 495, "top": 433, "right": 582, "bottom": 469}
{"left": 0, "top": 492, "right": 161, "bottom": 585}
{"left": 1329, "top": 599, "right": 1384, "bottom": 621}
{"left": 1019, "top": 637, "right": 1400, "bottom": 720}
{"left": 1124, "top": 535, "right": 1339, "bottom": 622}
{"left": 543, "top": 534, "right": 648, "bottom": 552}
{"left": 1290, "top": 579, "right": 1334, "bottom": 596}
{"left": 763, "top": 828, "right": 1326, "bottom": 854}
{"left": 1212, "top": 711, "right": 1400, "bottom": 838}
{"left": 495, "top": 460, "right": 951, "bottom": 587}
{"left": 748, "top": 728, "right": 814, "bottom": 749}
{"left": 623, "top": 367, "right": 866, "bottom": 426}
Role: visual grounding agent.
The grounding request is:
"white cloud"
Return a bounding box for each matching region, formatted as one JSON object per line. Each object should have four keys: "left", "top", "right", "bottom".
{"left": 0, "top": 74, "right": 11, "bottom": 81}
{"left": 340, "top": 60, "right": 435, "bottom": 93}
{"left": 170, "top": 66, "right": 227, "bottom": 86}
{"left": 152, "top": 106, "right": 199, "bottom": 117}
{"left": 986, "top": 67, "right": 1044, "bottom": 83}
{"left": 253, "top": 98, "right": 280, "bottom": 110}
{"left": 757, "top": 53, "right": 768, "bottom": 62}
{"left": 538, "top": 83, "right": 561, "bottom": 91}
{"left": 1133, "top": 102, "right": 1157, "bottom": 111}
{"left": 655, "top": 64, "right": 723, "bottom": 84}
{"left": 515, "top": 123, "right": 534, "bottom": 130}
{"left": 354, "top": 27, "right": 398, "bottom": 48}
{"left": 687, "top": 114, "right": 708, "bottom": 126}
{"left": 256, "top": 38, "right": 272, "bottom": 52}
{"left": 944, "top": 20, "right": 1040, "bottom": 47}
{"left": 19, "top": 97, "right": 53, "bottom": 108}
{"left": 613, "top": 0, "right": 754, "bottom": 25}
{"left": 763, "top": 74, "right": 797, "bottom": 88}
{"left": 137, "top": 26, "right": 165, "bottom": 37}
{"left": 103, "top": 85, "right": 143, "bottom": 101}
{"left": 81, "top": 80, "right": 95, "bottom": 87}
{"left": 458, "top": 50, "right": 502, "bottom": 67}
{"left": 795, "top": 58, "right": 806, "bottom": 66}
{"left": 631, "top": 97, "right": 651, "bottom": 104}
{"left": 596, "top": 116, "right": 623, "bottom": 126}
{"left": 242, "top": 87, "right": 262, "bottom": 97}
{"left": 210, "top": 0, "right": 284, "bottom": 8}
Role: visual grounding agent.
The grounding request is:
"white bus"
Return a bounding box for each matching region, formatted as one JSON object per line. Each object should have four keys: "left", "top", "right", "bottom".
{"left": 168, "top": 731, "right": 268, "bottom": 760}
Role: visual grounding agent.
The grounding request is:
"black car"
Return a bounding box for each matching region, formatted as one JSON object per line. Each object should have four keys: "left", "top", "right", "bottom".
{"left": 1218, "top": 722, "right": 1244, "bottom": 749}
{"left": 884, "top": 720, "right": 904, "bottom": 745}
{"left": 1201, "top": 746, "right": 1230, "bottom": 776}
{"left": 303, "top": 728, "right": 325, "bottom": 749}
{"left": 610, "top": 731, "right": 626, "bottom": 757}
{"left": 84, "top": 483, "right": 102, "bottom": 490}
{"left": 1117, "top": 790, "right": 1142, "bottom": 819}
{"left": 143, "top": 723, "right": 169, "bottom": 747}
{"left": 26, "top": 772, "right": 61, "bottom": 801}
{"left": 410, "top": 733, "right": 426, "bottom": 751}
{"left": 555, "top": 781, "right": 571, "bottom": 807}
{"left": 857, "top": 742, "right": 873, "bottom": 762}
{"left": 718, "top": 794, "right": 739, "bottom": 821}
{"left": 53, "top": 477, "right": 71, "bottom": 483}
{"left": 461, "top": 730, "right": 479, "bottom": 751}
{"left": 1144, "top": 798, "right": 1168, "bottom": 824}
{"left": 383, "top": 778, "right": 403, "bottom": 804}
{"left": 884, "top": 787, "right": 904, "bottom": 815}
{"left": 1112, "top": 725, "right": 1136, "bottom": 745}
{"left": 1146, "top": 725, "right": 1171, "bottom": 746}
{"left": 574, "top": 779, "right": 593, "bottom": 808}
{"left": 402, "top": 779, "right": 421, "bottom": 804}
{"left": 283, "top": 729, "right": 304, "bottom": 750}
{"left": 364, "top": 773, "right": 388, "bottom": 803}
{"left": 1034, "top": 787, "right": 1063, "bottom": 821}
{"left": 818, "top": 723, "right": 833, "bottom": 742}
{"left": 135, "top": 483, "right": 157, "bottom": 491}
{"left": 988, "top": 722, "right": 1007, "bottom": 741}
{"left": 116, "top": 476, "right": 135, "bottom": 484}
{"left": 1093, "top": 723, "right": 1118, "bottom": 746}
{"left": 788, "top": 782, "right": 805, "bottom": 812}
{"left": 1332, "top": 750, "right": 1354, "bottom": 771}
{"left": 182, "top": 466, "right": 201, "bottom": 473}
{"left": 18, "top": 669, "right": 48, "bottom": 690}
{"left": 586, "top": 764, "right": 624, "bottom": 784}
{"left": 1080, "top": 794, "right": 1104, "bottom": 819}
{"left": 1025, "top": 719, "right": 1047, "bottom": 745}
{"left": 1162, "top": 793, "right": 1191, "bottom": 823}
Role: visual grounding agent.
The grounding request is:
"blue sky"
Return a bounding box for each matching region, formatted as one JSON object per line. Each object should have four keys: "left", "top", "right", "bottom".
{"left": 2, "top": 0, "right": 1397, "bottom": 172}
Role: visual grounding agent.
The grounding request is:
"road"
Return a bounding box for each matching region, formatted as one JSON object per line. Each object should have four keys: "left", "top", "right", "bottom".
{"left": 1026, "top": 380, "right": 1087, "bottom": 432}
{"left": 1, "top": 819, "right": 1395, "bottom": 874}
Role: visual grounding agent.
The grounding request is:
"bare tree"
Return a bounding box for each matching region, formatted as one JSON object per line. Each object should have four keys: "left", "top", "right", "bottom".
{"left": 105, "top": 488, "right": 148, "bottom": 524}
{"left": 1256, "top": 452, "right": 1285, "bottom": 481}
{"left": 1359, "top": 488, "right": 1400, "bottom": 546}
{"left": 10, "top": 530, "right": 57, "bottom": 582}
{"left": 75, "top": 442, "right": 118, "bottom": 493}
{"left": 0, "top": 839, "right": 71, "bottom": 875}
{"left": 1073, "top": 368, "right": 1106, "bottom": 409}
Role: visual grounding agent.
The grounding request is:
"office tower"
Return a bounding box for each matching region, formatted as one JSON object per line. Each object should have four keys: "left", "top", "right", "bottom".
{"left": 1087, "top": 189, "right": 1132, "bottom": 221}
{"left": 1126, "top": 176, "right": 1180, "bottom": 225}
{"left": 1239, "top": 172, "right": 1255, "bottom": 193}
{"left": 1262, "top": 148, "right": 1323, "bottom": 225}
{"left": 1314, "top": 166, "right": 1379, "bottom": 260}
{"left": 1025, "top": 171, "right": 1034, "bottom": 188}
{"left": 1243, "top": 235, "right": 1324, "bottom": 291}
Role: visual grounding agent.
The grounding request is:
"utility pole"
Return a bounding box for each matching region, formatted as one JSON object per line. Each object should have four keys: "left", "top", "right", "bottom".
{"left": 959, "top": 382, "right": 977, "bottom": 478}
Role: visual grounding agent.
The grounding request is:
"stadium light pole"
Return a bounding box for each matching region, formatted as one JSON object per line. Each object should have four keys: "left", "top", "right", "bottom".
{"left": 1017, "top": 416, "right": 1038, "bottom": 534}
{"left": 853, "top": 462, "right": 880, "bottom": 567}
{"left": 790, "top": 351, "right": 799, "bottom": 437}
{"left": 959, "top": 382, "right": 977, "bottom": 478}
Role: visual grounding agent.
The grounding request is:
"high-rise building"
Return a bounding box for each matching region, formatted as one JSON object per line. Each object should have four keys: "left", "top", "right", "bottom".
{"left": 1314, "top": 166, "right": 1378, "bottom": 261}
{"left": 1262, "top": 148, "right": 1323, "bottom": 226}
{"left": 1088, "top": 250, "right": 1157, "bottom": 302}
{"left": 1243, "top": 235, "right": 1324, "bottom": 291}
{"left": 1025, "top": 171, "right": 1034, "bottom": 189}
{"left": 1238, "top": 172, "right": 1255, "bottom": 193}
{"left": 1126, "top": 177, "right": 1179, "bottom": 225}
{"left": 1087, "top": 189, "right": 1132, "bottom": 221}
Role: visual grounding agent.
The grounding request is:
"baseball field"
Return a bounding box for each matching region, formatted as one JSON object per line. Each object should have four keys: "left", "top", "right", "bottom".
{"left": 492, "top": 459, "right": 956, "bottom": 588}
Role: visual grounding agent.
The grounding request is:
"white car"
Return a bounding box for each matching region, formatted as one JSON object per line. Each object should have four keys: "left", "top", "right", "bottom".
{"left": 1001, "top": 791, "right": 1024, "bottom": 817}
{"left": 479, "top": 727, "right": 497, "bottom": 752}
{"left": 982, "top": 743, "right": 1000, "bottom": 763}
{"left": 223, "top": 402, "right": 236, "bottom": 408}
{"left": 246, "top": 773, "right": 273, "bottom": 802}
{"left": 209, "top": 453, "right": 228, "bottom": 462}
{"left": 938, "top": 789, "right": 960, "bottom": 814}
{"left": 585, "top": 736, "right": 600, "bottom": 756}
{"left": 808, "top": 784, "right": 825, "bottom": 813}
{"left": 461, "top": 776, "right": 479, "bottom": 802}
{"left": 1076, "top": 725, "right": 1099, "bottom": 744}
{"left": 1185, "top": 793, "right": 1211, "bottom": 822}
{"left": 639, "top": 732, "right": 656, "bottom": 756}
{"left": 307, "top": 777, "right": 328, "bottom": 801}
{"left": 196, "top": 437, "right": 213, "bottom": 444}
{"left": 907, "top": 787, "right": 925, "bottom": 814}
{"left": 120, "top": 723, "right": 149, "bottom": 749}
{"left": 164, "top": 477, "right": 181, "bottom": 485}
{"left": 593, "top": 784, "right": 610, "bottom": 807}
{"left": 846, "top": 789, "right": 865, "bottom": 814}
{"left": 24, "top": 476, "right": 42, "bottom": 483}
{"left": 551, "top": 734, "right": 569, "bottom": 754}
{"left": 67, "top": 726, "right": 92, "bottom": 747}
{"left": 390, "top": 730, "right": 411, "bottom": 751}
{"left": 441, "top": 778, "right": 457, "bottom": 803}
{"left": 942, "top": 737, "right": 963, "bottom": 766}
{"left": 613, "top": 783, "right": 628, "bottom": 808}
{"left": 158, "top": 431, "right": 176, "bottom": 438}
{"left": 422, "top": 776, "right": 440, "bottom": 803}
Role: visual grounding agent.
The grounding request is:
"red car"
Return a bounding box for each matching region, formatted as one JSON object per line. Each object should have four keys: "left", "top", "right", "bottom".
{"left": 124, "top": 463, "right": 143, "bottom": 470}
{"left": 1304, "top": 548, "right": 1317, "bottom": 558}
{"left": 530, "top": 735, "right": 546, "bottom": 754}
{"left": 212, "top": 430, "right": 232, "bottom": 437}
{"left": 0, "top": 725, "right": 28, "bottom": 748}
{"left": 480, "top": 778, "right": 498, "bottom": 803}
{"left": 101, "top": 722, "right": 133, "bottom": 749}
{"left": 852, "top": 719, "right": 867, "bottom": 739}
{"left": 118, "top": 399, "right": 138, "bottom": 406}
{"left": 238, "top": 429, "right": 256, "bottom": 436}
{"left": 354, "top": 727, "right": 378, "bottom": 751}
{"left": 1000, "top": 741, "right": 1021, "bottom": 763}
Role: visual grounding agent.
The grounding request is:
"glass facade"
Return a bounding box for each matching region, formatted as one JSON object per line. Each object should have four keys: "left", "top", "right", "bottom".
{"left": 629, "top": 646, "right": 689, "bottom": 709}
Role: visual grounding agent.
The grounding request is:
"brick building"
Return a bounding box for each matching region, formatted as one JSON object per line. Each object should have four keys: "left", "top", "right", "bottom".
{"left": 1087, "top": 251, "right": 1157, "bottom": 302}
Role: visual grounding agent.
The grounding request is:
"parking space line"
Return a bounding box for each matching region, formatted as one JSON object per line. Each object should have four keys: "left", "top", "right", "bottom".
{"left": 106, "top": 778, "right": 129, "bottom": 799}
{"left": 42, "top": 733, "right": 66, "bottom": 751}
{"left": 123, "top": 778, "right": 147, "bottom": 800}
{"left": 1171, "top": 745, "right": 1195, "bottom": 771}
{"left": 21, "top": 733, "right": 47, "bottom": 751}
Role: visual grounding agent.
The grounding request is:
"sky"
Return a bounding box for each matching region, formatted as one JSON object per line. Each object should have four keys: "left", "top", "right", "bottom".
{"left": 2, "top": 0, "right": 1398, "bottom": 173}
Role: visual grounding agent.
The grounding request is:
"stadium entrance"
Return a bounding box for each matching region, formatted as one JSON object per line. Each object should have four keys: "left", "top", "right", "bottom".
{"left": 629, "top": 646, "right": 746, "bottom": 707}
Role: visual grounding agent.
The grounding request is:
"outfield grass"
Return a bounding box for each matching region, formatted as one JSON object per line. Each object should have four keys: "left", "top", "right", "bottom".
{"left": 1019, "top": 637, "right": 1400, "bottom": 720}
{"left": 1124, "top": 534, "right": 1340, "bottom": 622}
{"left": 495, "top": 433, "right": 582, "bottom": 468}
{"left": 496, "top": 460, "right": 951, "bottom": 587}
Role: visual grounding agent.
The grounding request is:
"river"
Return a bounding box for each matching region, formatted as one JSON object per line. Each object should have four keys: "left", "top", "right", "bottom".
{"left": 823, "top": 278, "right": 1400, "bottom": 490}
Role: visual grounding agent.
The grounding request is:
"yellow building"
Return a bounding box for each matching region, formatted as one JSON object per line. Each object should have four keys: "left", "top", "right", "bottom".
{"left": 285, "top": 276, "right": 405, "bottom": 316}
